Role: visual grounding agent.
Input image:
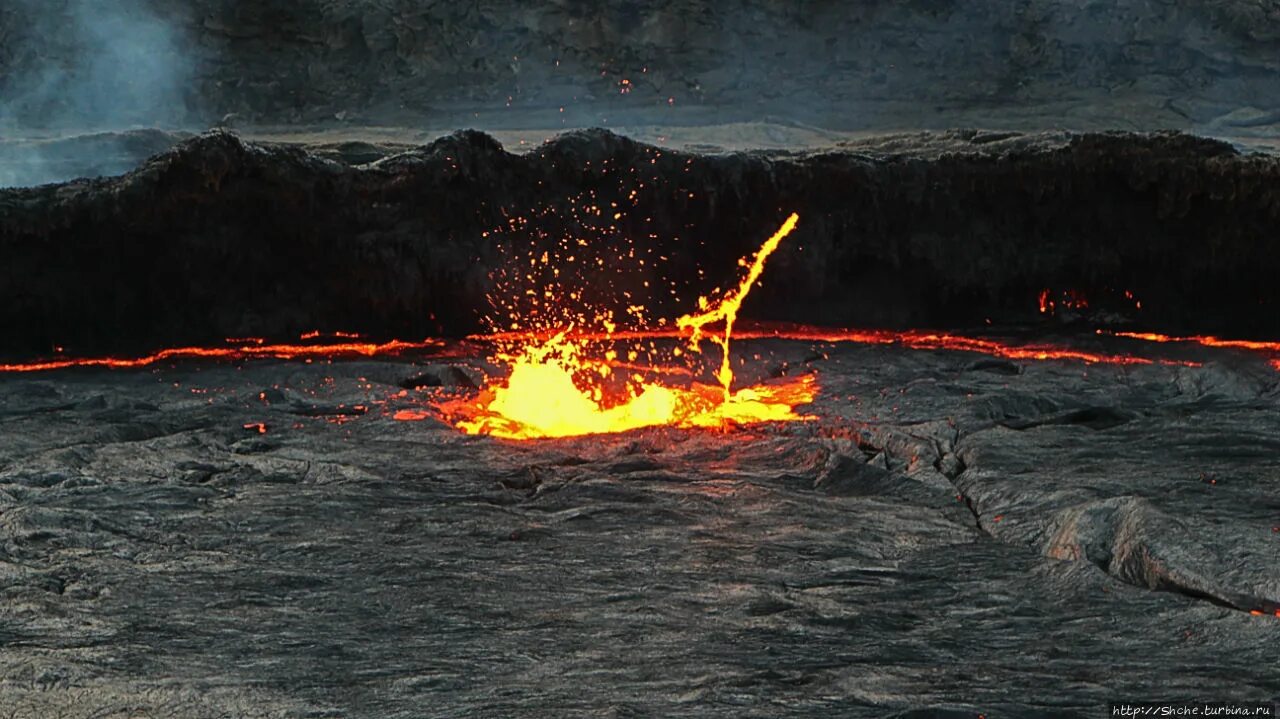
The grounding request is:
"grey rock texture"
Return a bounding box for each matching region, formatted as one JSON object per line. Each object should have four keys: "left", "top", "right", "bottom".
{"left": 3, "top": 0, "right": 1280, "bottom": 132}
{"left": 0, "top": 336, "right": 1277, "bottom": 716}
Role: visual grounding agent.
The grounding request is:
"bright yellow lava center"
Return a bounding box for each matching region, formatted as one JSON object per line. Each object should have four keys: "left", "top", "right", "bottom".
{"left": 450, "top": 213, "right": 816, "bottom": 439}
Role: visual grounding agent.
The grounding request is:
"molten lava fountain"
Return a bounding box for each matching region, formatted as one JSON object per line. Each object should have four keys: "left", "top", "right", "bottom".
{"left": 445, "top": 214, "right": 817, "bottom": 439}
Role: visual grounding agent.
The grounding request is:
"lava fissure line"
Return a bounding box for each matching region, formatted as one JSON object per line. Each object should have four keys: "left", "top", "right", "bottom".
{"left": 5, "top": 327, "right": 1280, "bottom": 376}
{"left": 1107, "top": 330, "right": 1280, "bottom": 353}
{"left": 475, "top": 326, "right": 1206, "bottom": 368}
{"left": 0, "top": 338, "right": 447, "bottom": 373}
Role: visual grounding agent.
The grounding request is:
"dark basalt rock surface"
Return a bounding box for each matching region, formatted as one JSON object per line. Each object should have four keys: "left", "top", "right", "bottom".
{"left": 2, "top": 128, "right": 1280, "bottom": 356}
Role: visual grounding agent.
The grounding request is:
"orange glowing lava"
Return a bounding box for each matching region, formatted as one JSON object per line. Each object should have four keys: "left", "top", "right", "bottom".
{"left": 479, "top": 325, "right": 1201, "bottom": 368}
{"left": 446, "top": 213, "right": 817, "bottom": 439}
{"left": 677, "top": 213, "right": 799, "bottom": 399}
{"left": 0, "top": 335, "right": 446, "bottom": 373}
{"left": 1106, "top": 330, "right": 1280, "bottom": 353}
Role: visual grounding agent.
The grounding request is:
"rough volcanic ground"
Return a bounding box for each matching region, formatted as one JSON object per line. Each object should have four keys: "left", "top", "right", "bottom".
{"left": 1, "top": 336, "right": 1278, "bottom": 717}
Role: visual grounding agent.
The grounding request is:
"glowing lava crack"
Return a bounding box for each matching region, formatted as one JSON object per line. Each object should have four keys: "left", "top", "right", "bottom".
{"left": 0, "top": 335, "right": 447, "bottom": 373}
{"left": 441, "top": 214, "right": 818, "bottom": 439}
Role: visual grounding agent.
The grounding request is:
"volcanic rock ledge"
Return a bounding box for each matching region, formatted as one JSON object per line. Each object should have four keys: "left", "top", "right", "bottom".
{"left": 2, "top": 128, "right": 1280, "bottom": 357}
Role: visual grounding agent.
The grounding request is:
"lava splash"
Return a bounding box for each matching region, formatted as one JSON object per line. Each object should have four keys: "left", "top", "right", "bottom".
{"left": 443, "top": 214, "right": 817, "bottom": 439}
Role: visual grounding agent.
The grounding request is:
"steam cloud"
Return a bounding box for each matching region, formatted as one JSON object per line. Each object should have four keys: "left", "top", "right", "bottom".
{"left": 0, "top": 0, "right": 192, "bottom": 187}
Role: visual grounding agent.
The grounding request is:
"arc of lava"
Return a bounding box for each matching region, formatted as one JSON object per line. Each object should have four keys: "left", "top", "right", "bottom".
{"left": 677, "top": 213, "right": 800, "bottom": 399}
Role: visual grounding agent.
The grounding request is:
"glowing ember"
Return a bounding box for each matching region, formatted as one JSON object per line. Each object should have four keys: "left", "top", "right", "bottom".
{"left": 447, "top": 214, "right": 817, "bottom": 439}
{"left": 1039, "top": 288, "right": 1138, "bottom": 316}
{"left": 1038, "top": 288, "right": 1089, "bottom": 315}
{"left": 1038, "top": 289, "right": 1053, "bottom": 315}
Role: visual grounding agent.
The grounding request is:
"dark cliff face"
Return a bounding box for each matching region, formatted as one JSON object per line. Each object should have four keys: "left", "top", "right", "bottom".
{"left": 1, "top": 128, "right": 1277, "bottom": 355}
{"left": 2, "top": 0, "right": 1279, "bottom": 130}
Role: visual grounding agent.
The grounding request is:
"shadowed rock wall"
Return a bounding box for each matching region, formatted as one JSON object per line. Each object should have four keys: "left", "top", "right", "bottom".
{"left": 1, "top": 129, "right": 1278, "bottom": 355}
